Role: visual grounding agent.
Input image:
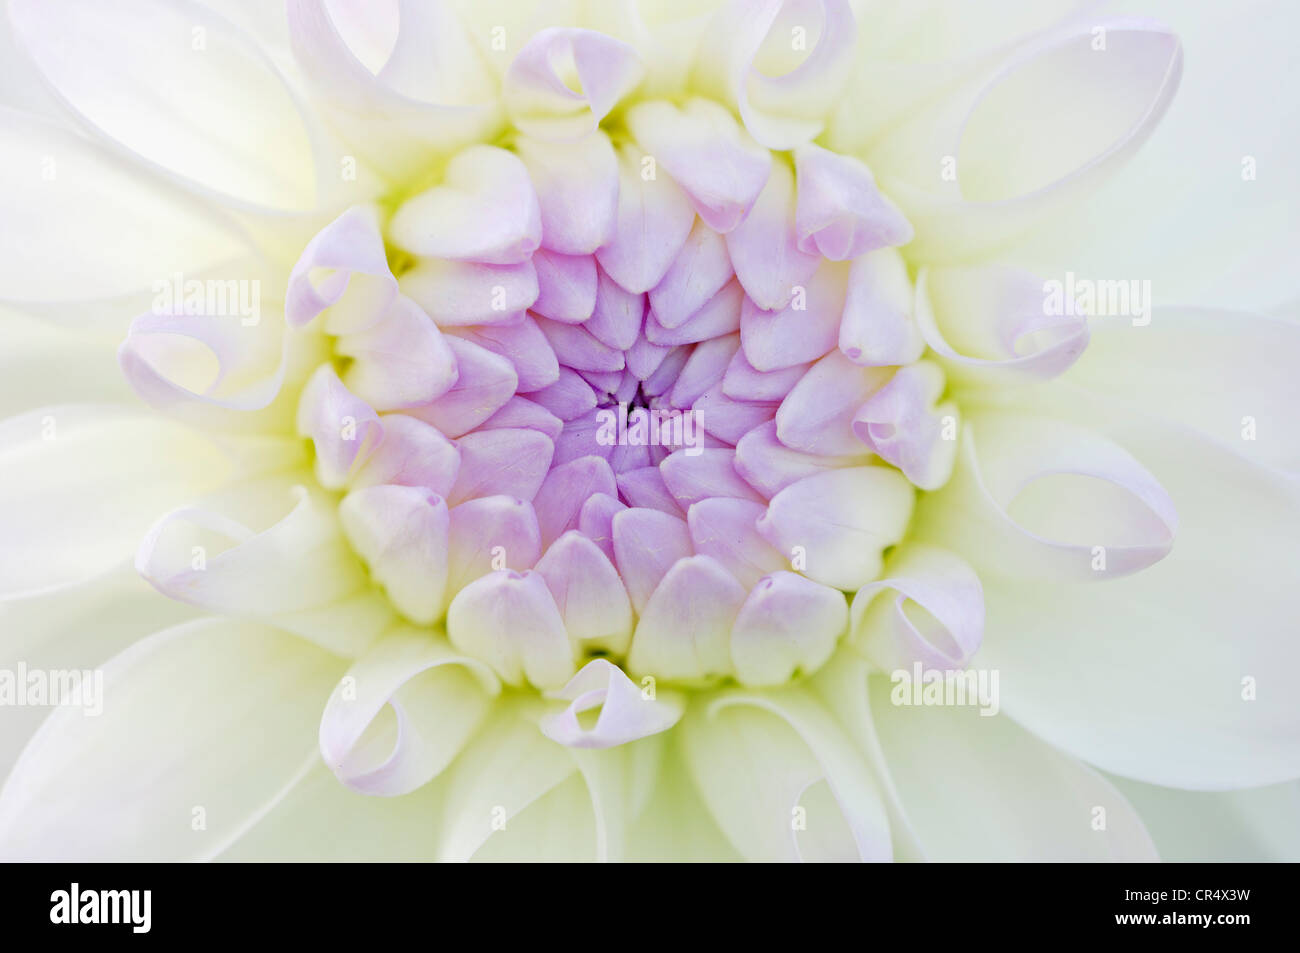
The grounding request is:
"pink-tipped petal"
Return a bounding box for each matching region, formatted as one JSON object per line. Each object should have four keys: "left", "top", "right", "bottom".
{"left": 296, "top": 363, "right": 383, "bottom": 489}
{"left": 611, "top": 507, "right": 693, "bottom": 613}
{"left": 850, "top": 544, "right": 984, "bottom": 673}
{"left": 687, "top": 497, "right": 786, "bottom": 588}
{"left": 541, "top": 659, "right": 683, "bottom": 749}
{"left": 338, "top": 295, "right": 458, "bottom": 409}
{"left": 757, "top": 467, "right": 914, "bottom": 590}
{"left": 504, "top": 28, "right": 644, "bottom": 140}
{"left": 389, "top": 146, "right": 542, "bottom": 264}
{"left": 531, "top": 249, "right": 598, "bottom": 324}
{"left": 839, "top": 247, "right": 924, "bottom": 366}
{"left": 776, "top": 349, "right": 892, "bottom": 456}
{"left": 287, "top": 206, "right": 397, "bottom": 332}
{"left": 627, "top": 555, "right": 746, "bottom": 681}
{"left": 447, "top": 570, "right": 575, "bottom": 689}
{"left": 625, "top": 98, "right": 772, "bottom": 233}
{"left": 853, "top": 362, "right": 959, "bottom": 491}
{"left": 535, "top": 531, "right": 634, "bottom": 655}
{"left": 793, "top": 144, "right": 913, "bottom": 260}
{"left": 731, "top": 572, "right": 848, "bottom": 686}
{"left": 406, "top": 336, "right": 517, "bottom": 438}
{"left": 516, "top": 132, "right": 620, "bottom": 254}
{"left": 352, "top": 413, "right": 461, "bottom": 498}
{"left": 399, "top": 259, "right": 538, "bottom": 327}
{"left": 446, "top": 495, "right": 543, "bottom": 595}
{"left": 340, "top": 484, "right": 451, "bottom": 624}
{"left": 727, "top": 160, "right": 820, "bottom": 310}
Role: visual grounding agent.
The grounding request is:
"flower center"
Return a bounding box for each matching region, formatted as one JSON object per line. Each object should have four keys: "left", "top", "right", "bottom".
{"left": 126, "top": 93, "right": 958, "bottom": 695}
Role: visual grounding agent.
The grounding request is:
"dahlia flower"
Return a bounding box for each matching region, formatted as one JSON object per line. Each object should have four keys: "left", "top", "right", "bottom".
{"left": 1, "top": 0, "right": 1297, "bottom": 862}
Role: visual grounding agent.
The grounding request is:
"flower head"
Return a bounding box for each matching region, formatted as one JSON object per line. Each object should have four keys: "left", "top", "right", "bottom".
{"left": 2, "top": 0, "right": 1298, "bottom": 863}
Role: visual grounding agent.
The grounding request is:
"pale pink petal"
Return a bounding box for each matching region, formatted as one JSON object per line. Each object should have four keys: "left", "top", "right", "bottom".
{"left": 668, "top": 334, "right": 741, "bottom": 408}
{"left": 625, "top": 98, "right": 771, "bottom": 233}
{"left": 839, "top": 247, "right": 924, "bottom": 366}
{"left": 535, "top": 531, "right": 634, "bottom": 655}
{"left": 515, "top": 131, "right": 620, "bottom": 254}
{"left": 611, "top": 507, "right": 693, "bottom": 613}
{"left": 541, "top": 660, "right": 683, "bottom": 749}
{"left": 595, "top": 142, "right": 696, "bottom": 294}
{"left": 479, "top": 397, "right": 564, "bottom": 442}
{"left": 296, "top": 364, "right": 383, "bottom": 489}
{"left": 339, "top": 484, "right": 450, "bottom": 624}
{"left": 757, "top": 467, "right": 914, "bottom": 589}
{"left": 612, "top": 466, "right": 678, "bottom": 516}
{"left": 533, "top": 456, "right": 618, "bottom": 547}
{"left": 529, "top": 367, "right": 598, "bottom": 420}
{"left": 351, "top": 412, "right": 461, "bottom": 498}
{"left": 687, "top": 497, "right": 786, "bottom": 588}
{"left": 406, "top": 336, "right": 516, "bottom": 438}
{"left": 447, "top": 428, "right": 554, "bottom": 505}
{"left": 446, "top": 314, "right": 560, "bottom": 393}
{"left": 447, "top": 570, "right": 575, "bottom": 689}
{"left": 577, "top": 492, "right": 627, "bottom": 563}
{"left": 627, "top": 555, "right": 746, "bottom": 680}
{"left": 693, "top": 391, "right": 777, "bottom": 446}
{"left": 287, "top": 205, "right": 396, "bottom": 332}
{"left": 850, "top": 544, "right": 984, "bottom": 672}
{"left": 776, "top": 349, "right": 892, "bottom": 456}
{"left": 584, "top": 268, "right": 646, "bottom": 350}
{"left": 853, "top": 362, "right": 959, "bottom": 491}
{"left": 722, "top": 350, "right": 811, "bottom": 402}
{"left": 534, "top": 316, "right": 626, "bottom": 373}
{"left": 446, "top": 495, "right": 542, "bottom": 594}
{"left": 531, "top": 249, "right": 598, "bottom": 324}
{"left": 389, "top": 145, "right": 541, "bottom": 264}
{"left": 740, "top": 261, "right": 845, "bottom": 371}
{"left": 731, "top": 572, "right": 848, "bottom": 686}
{"left": 660, "top": 448, "right": 765, "bottom": 507}
{"left": 399, "top": 258, "right": 538, "bottom": 327}
{"left": 338, "top": 295, "right": 458, "bottom": 409}
{"left": 648, "top": 218, "right": 734, "bottom": 329}
{"left": 504, "top": 28, "right": 644, "bottom": 139}
{"left": 793, "top": 143, "right": 913, "bottom": 260}
{"left": 726, "top": 160, "right": 820, "bottom": 310}
{"left": 733, "top": 420, "right": 865, "bottom": 498}
{"left": 646, "top": 279, "right": 744, "bottom": 347}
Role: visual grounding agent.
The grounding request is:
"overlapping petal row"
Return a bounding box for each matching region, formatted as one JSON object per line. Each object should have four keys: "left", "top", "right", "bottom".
{"left": 105, "top": 12, "right": 1190, "bottom": 794}
{"left": 8, "top": 0, "right": 1299, "bottom": 865}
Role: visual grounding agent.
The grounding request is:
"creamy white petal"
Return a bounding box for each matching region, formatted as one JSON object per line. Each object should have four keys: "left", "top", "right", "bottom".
{"left": 318, "top": 627, "right": 499, "bottom": 795}
{"left": 0, "top": 617, "right": 346, "bottom": 861}
{"left": 0, "top": 405, "right": 234, "bottom": 598}
{"left": 867, "top": 673, "right": 1158, "bottom": 861}
{"left": 681, "top": 686, "right": 892, "bottom": 861}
